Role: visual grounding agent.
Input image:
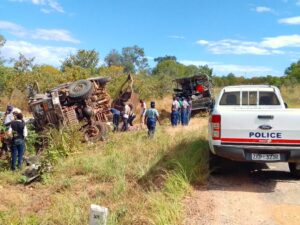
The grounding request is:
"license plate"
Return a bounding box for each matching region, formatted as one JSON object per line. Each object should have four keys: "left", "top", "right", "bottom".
{"left": 251, "top": 153, "right": 280, "bottom": 161}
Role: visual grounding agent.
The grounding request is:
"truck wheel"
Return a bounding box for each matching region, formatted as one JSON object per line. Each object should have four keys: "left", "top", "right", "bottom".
{"left": 209, "top": 152, "right": 222, "bottom": 174}
{"left": 288, "top": 163, "right": 300, "bottom": 178}
{"left": 84, "top": 122, "right": 107, "bottom": 142}
{"left": 69, "top": 80, "right": 92, "bottom": 100}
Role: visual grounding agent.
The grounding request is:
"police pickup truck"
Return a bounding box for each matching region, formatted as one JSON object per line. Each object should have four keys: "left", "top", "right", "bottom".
{"left": 209, "top": 85, "right": 300, "bottom": 177}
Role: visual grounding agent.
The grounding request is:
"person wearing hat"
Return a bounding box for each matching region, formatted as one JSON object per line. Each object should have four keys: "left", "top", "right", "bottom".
{"left": 144, "top": 101, "right": 160, "bottom": 137}
{"left": 8, "top": 112, "right": 28, "bottom": 170}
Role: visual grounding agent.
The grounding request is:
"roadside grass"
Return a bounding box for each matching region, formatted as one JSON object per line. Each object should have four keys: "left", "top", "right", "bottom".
{"left": 0, "top": 119, "right": 209, "bottom": 225}
{"left": 281, "top": 85, "right": 300, "bottom": 108}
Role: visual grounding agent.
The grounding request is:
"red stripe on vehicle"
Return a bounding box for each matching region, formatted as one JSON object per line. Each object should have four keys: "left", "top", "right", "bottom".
{"left": 221, "top": 138, "right": 300, "bottom": 144}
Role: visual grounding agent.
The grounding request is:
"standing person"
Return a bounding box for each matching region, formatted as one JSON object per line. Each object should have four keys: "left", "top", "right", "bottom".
{"left": 122, "top": 102, "right": 130, "bottom": 131}
{"left": 4, "top": 105, "right": 14, "bottom": 126}
{"left": 144, "top": 101, "right": 160, "bottom": 138}
{"left": 187, "top": 97, "right": 192, "bottom": 124}
{"left": 171, "top": 97, "right": 179, "bottom": 127}
{"left": 128, "top": 104, "right": 136, "bottom": 126}
{"left": 139, "top": 100, "right": 147, "bottom": 126}
{"left": 181, "top": 98, "right": 189, "bottom": 126}
{"left": 110, "top": 108, "right": 120, "bottom": 132}
{"left": 177, "top": 97, "right": 183, "bottom": 125}
{"left": 8, "top": 113, "right": 28, "bottom": 171}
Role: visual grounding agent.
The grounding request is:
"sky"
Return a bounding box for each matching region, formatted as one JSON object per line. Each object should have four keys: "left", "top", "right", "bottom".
{"left": 0, "top": 0, "right": 300, "bottom": 77}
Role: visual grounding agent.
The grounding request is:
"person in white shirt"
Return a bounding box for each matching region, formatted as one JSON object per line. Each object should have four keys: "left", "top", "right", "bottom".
{"left": 122, "top": 103, "right": 131, "bottom": 131}
{"left": 181, "top": 98, "right": 190, "bottom": 126}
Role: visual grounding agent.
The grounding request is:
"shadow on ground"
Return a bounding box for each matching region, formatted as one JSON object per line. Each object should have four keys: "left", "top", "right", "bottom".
{"left": 208, "top": 156, "right": 298, "bottom": 193}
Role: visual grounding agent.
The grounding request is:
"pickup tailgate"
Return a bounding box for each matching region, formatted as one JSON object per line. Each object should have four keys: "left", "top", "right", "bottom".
{"left": 220, "top": 109, "right": 300, "bottom": 145}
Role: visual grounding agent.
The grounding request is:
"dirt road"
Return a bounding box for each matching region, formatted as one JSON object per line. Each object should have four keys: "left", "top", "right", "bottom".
{"left": 183, "top": 161, "right": 300, "bottom": 225}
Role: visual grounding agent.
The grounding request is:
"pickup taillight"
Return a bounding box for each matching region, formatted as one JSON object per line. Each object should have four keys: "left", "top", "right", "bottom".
{"left": 211, "top": 114, "right": 221, "bottom": 140}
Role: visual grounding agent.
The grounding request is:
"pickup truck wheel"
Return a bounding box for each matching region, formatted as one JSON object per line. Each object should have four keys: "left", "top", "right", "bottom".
{"left": 69, "top": 80, "right": 93, "bottom": 100}
{"left": 209, "top": 152, "right": 223, "bottom": 174}
{"left": 288, "top": 163, "right": 300, "bottom": 178}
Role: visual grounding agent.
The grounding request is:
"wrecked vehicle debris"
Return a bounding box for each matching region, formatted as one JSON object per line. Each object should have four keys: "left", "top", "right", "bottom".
{"left": 173, "top": 74, "right": 214, "bottom": 112}
{"left": 28, "top": 77, "right": 111, "bottom": 141}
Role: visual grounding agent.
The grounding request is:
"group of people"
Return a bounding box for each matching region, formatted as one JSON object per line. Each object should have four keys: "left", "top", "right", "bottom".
{"left": 171, "top": 97, "right": 192, "bottom": 127}
{"left": 110, "top": 99, "right": 160, "bottom": 137}
{"left": 110, "top": 103, "right": 137, "bottom": 132}
{"left": 1, "top": 105, "right": 28, "bottom": 171}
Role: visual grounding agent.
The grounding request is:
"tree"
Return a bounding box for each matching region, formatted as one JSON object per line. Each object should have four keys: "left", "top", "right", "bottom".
{"left": 104, "top": 49, "right": 122, "bottom": 67}
{"left": 152, "top": 60, "right": 186, "bottom": 78}
{"left": 285, "top": 60, "right": 300, "bottom": 82}
{"left": 154, "top": 55, "right": 177, "bottom": 63}
{"left": 198, "top": 65, "right": 213, "bottom": 77}
{"left": 121, "top": 45, "right": 148, "bottom": 73}
{"left": 61, "top": 49, "right": 99, "bottom": 72}
{"left": 12, "top": 53, "right": 35, "bottom": 73}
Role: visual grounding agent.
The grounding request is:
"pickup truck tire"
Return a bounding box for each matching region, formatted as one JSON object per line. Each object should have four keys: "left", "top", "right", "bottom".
{"left": 69, "top": 80, "right": 93, "bottom": 100}
{"left": 288, "top": 163, "right": 300, "bottom": 178}
{"left": 209, "top": 152, "right": 223, "bottom": 174}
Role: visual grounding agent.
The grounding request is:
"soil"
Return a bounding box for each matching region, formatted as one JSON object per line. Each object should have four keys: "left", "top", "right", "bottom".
{"left": 183, "top": 161, "right": 300, "bottom": 225}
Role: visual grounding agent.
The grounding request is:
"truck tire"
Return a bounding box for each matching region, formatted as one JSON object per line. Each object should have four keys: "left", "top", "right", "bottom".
{"left": 288, "top": 162, "right": 300, "bottom": 178}
{"left": 69, "top": 80, "right": 92, "bottom": 100}
{"left": 84, "top": 122, "right": 107, "bottom": 142}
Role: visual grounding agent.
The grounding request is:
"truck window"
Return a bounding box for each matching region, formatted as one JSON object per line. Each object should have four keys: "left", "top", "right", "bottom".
{"left": 259, "top": 92, "right": 280, "bottom": 105}
{"left": 242, "top": 91, "right": 257, "bottom": 105}
{"left": 220, "top": 92, "right": 240, "bottom": 105}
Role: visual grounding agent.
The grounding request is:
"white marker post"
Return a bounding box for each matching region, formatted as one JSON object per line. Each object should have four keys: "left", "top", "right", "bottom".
{"left": 89, "top": 204, "right": 108, "bottom": 225}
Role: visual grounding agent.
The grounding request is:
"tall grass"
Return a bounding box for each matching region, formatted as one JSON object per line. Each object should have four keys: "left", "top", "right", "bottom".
{"left": 0, "top": 120, "right": 209, "bottom": 225}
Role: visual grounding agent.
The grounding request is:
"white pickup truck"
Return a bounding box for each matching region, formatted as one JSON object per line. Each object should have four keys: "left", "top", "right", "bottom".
{"left": 209, "top": 85, "right": 300, "bottom": 177}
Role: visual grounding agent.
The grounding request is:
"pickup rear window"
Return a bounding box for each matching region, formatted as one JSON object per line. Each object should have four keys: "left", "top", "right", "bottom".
{"left": 220, "top": 91, "right": 280, "bottom": 106}
{"left": 259, "top": 92, "right": 280, "bottom": 105}
{"left": 219, "top": 92, "right": 240, "bottom": 105}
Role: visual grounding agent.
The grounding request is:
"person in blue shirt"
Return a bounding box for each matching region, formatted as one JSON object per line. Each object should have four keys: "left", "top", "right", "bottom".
{"left": 144, "top": 101, "right": 160, "bottom": 137}
{"left": 110, "top": 108, "right": 120, "bottom": 132}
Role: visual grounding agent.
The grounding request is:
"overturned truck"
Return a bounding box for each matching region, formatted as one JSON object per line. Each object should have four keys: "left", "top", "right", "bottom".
{"left": 28, "top": 77, "right": 111, "bottom": 141}
{"left": 173, "top": 74, "right": 214, "bottom": 112}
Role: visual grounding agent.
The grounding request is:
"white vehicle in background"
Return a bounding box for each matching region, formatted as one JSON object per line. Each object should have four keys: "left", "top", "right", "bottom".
{"left": 209, "top": 85, "right": 300, "bottom": 177}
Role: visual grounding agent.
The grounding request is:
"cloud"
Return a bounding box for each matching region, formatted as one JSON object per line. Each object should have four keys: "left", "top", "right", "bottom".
{"left": 278, "top": 16, "right": 300, "bottom": 25}
{"left": 9, "top": 0, "right": 64, "bottom": 13}
{"left": 0, "top": 21, "right": 27, "bottom": 37}
{"left": 0, "top": 20, "right": 79, "bottom": 43}
{"left": 196, "top": 39, "right": 278, "bottom": 55}
{"left": 261, "top": 35, "right": 300, "bottom": 48}
{"left": 255, "top": 6, "right": 272, "bottom": 13}
{"left": 33, "top": 29, "right": 80, "bottom": 43}
{"left": 180, "top": 60, "right": 276, "bottom": 76}
{"left": 168, "top": 35, "right": 185, "bottom": 39}
{"left": 196, "top": 35, "right": 300, "bottom": 55}
{"left": 1, "top": 40, "right": 76, "bottom": 66}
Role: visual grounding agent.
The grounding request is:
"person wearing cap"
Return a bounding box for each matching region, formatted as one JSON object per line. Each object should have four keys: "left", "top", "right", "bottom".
{"left": 144, "top": 101, "right": 160, "bottom": 137}
{"left": 8, "top": 113, "right": 28, "bottom": 170}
